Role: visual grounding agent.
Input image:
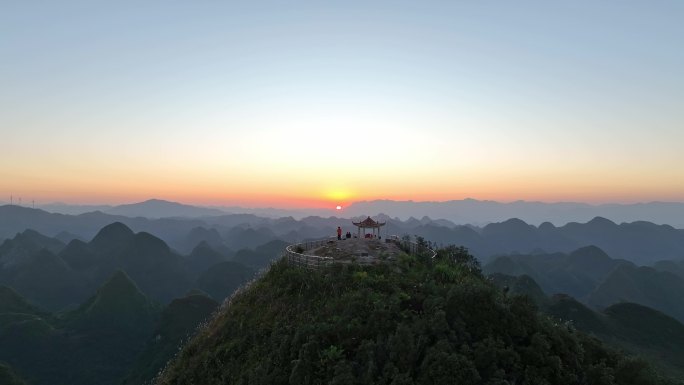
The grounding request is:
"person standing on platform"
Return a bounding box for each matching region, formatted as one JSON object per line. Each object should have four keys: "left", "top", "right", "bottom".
{"left": 337, "top": 226, "right": 342, "bottom": 240}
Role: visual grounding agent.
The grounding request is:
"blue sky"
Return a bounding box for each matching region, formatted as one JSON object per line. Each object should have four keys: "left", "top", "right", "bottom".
{"left": 2, "top": 1, "right": 683, "bottom": 206}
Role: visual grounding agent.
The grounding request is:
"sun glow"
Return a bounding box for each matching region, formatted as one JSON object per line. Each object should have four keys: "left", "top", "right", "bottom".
{"left": 324, "top": 189, "right": 353, "bottom": 202}
{"left": 2, "top": 3, "right": 683, "bottom": 207}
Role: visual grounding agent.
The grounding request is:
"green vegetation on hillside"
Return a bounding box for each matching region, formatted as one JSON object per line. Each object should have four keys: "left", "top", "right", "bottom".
{"left": 0, "top": 286, "right": 45, "bottom": 315}
{"left": 158, "top": 247, "right": 675, "bottom": 385}
{"left": 0, "top": 362, "right": 27, "bottom": 385}
{"left": 0, "top": 271, "right": 161, "bottom": 385}
{"left": 197, "top": 261, "right": 255, "bottom": 302}
{"left": 483, "top": 246, "right": 630, "bottom": 301}
{"left": 588, "top": 264, "right": 684, "bottom": 323}
{"left": 547, "top": 296, "right": 684, "bottom": 379}
{"left": 123, "top": 293, "right": 219, "bottom": 385}
{"left": 484, "top": 247, "right": 684, "bottom": 326}
{"left": 65, "top": 270, "right": 160, "bottom": 333}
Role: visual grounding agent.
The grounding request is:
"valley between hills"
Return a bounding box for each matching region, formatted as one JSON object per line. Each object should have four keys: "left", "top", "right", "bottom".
{"left": 1, "top": 203, "right": 684, "bottom": 384}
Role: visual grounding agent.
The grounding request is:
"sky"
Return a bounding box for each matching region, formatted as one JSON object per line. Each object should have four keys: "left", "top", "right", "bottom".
{"left": 2, "top": 1, "right": 683, "bottom": 209}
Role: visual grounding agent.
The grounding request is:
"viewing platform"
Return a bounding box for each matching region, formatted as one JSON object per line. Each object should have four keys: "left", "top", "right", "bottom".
{"left": 284, "top": 236, "right": 437, "bottom": 270}
{"left": 308, "top": 238, "right": 404, "bottom": 264}
{"left": 283, "top": 216, "right": 437, "bottom": 270}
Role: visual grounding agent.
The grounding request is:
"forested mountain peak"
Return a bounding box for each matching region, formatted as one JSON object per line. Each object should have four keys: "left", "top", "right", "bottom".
{"left": 0, "top": 285, "right": 43, "bottom": 314}
{"left": 127, "top": 232, "right": 171, "bottom": 255}
{"left": 89, "top": 222, "right": 135, "bottom": 251}
{"left": 586, "top": 216, "right": 618, "bottom": 227}
{"left": 67, "top": 270, "right": 159, "bottom": 332}
{"left": 0, "top": 229, "right": 65, "bottom": 266}
{"left": 157, "top": 248, "right": 672, "bottom": 385}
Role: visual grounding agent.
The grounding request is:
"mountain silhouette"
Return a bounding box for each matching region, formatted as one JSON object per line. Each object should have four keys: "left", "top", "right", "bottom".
{"left": 186, "top": 241, "right": 231, "bottom": 276}
{"left": 67, "top": 270, "right": 159, "bottom": 333}
{"left": 482, "top": 218, "right": 541, "bottom": 252}
{"left": 181, "top": 226, "right": 226, "bottom": 253}
{"left": 224, "top": 226, "right": 280, "bottom": 250}
{"left": 123, "top": 292, "right": 218, "bottom": 385}
{"left": 0, "top": 286, "right": 44, "bottom": 315}
{"left": 546, "top": 295, "right": 684, "bottom": 377}
{"left": 115, "top": 232, "right": 192, "bottom": 302}
{"left": 3, "top": 204, "right": 684, "bottom": 265}
{"left": 53, "top": 230, "right": 84, "bottom": 244}
{"left": 197, "top": 261, "right": 254, "bottom": 301}
{"left": 156, "top": 255, "right": 671, "bottom": 384}
{"left": 104, "top": 199, "right": 226, "bottom": 218}
{"left": 89, "top": 222, "right": 135, "bottom": 253}
{"left": 231, "top": 239, "right": 288, "bottom": 269}
{"left": 0, "top": 229, "right": 65, "bottom": 269}
{"left": 488, "top": 273, "right": 549, "bottom": 306}
{"left": 0, "top": 248, "right": 87, "bottom": 311}
{"left": 58, "top": 239, "right": 97, "bottom": 271}
{"left": 587, "top": 264, "right": 684, "bottom": 322}
{"left": 0, "top": 362, "right": 28, "bottom": 385}
{"left": 484, "top": 246, "right": 631, "bottom": 300}
{"left": 0, "top": 270, "right": 217, "bottom": 385}
{"left": 344, "top": 199, "right": 684, "bottom": 227}
{"left": 653, "top": 259, "right": 684, "bottom": 279}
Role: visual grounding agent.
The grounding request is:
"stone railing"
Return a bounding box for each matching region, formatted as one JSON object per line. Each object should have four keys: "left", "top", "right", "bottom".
{"left": 283, "top": 238, "right": 335, "bottom": 270}
{"left": 387, "top": 235, "right": 438, "bottom": 259}
{"left": 283, "top": 235, "right": 437, "bottom": 270}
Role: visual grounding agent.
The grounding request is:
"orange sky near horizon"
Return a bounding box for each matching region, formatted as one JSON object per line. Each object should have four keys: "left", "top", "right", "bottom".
{"left": 3, "top": 160, "right": 684, "bottom": 209}
{"left": 2, "top": 2, "right": 683, "bottom": 209}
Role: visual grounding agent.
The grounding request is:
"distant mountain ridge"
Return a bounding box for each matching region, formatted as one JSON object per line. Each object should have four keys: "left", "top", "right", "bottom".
{"left": 488, "top": 273, "right": 684, "bottom": 377}
{"left": 484, "top": 246, "right": 632, "bottom": 300}
{"left": 412, "top": 216, "right": 684, "bottom": 264}
{"left": 30, "top": 198, "right": 684, "bottom": 227}
{"left": 66, "top": 270, "right": 160, "bottom": 333}
{"left": 122, "top": 292, "right": 218, "bottom": 385}
{"left": 546, "top": 295, "right": 684, "bottom": 378}
{"left": 36, "top": 199, "right": 226, "bottom": 218}
{"left": 0, "top": 221, "right": 282, "bottom": 310}
{"left": 485, "top": 247, "right": 684, "bottom": 324}
{"left": 346, "top": 199, "right": 684, "bottom": 227}
{"left": 104, "top": 199, "right": 226, "bottom": 218}
{"left": 4, "top": 204, "right": 684, "bottom": 266}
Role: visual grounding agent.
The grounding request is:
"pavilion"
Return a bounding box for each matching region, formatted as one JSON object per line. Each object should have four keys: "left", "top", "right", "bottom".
{"left": 352, "top": 216, "right": 386, "bottom": 239}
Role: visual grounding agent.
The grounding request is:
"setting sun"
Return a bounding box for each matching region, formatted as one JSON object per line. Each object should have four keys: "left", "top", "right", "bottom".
{"left": 1, "top": 2, "right": 683, "bottom": 208}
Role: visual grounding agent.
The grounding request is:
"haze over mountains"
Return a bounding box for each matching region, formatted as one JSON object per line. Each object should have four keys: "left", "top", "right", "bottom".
{"left": 0, "top": 270, "right": 219, "bottom": 385}
{"left": 3, "top": 203, "right": 684, "bottom": 265}
{"left": 157, "top": 248, "right": 684, "bottom": 384}
{"left": 5, "top": 215, "right": 680, "bottom": 384}
{"left": 3, "top": 200, "right": 684, "bottom": 383}
{"left": 489, "top": 274, "right": 684, "bottom": 378}
{"left": 24, "top": 198, "right": 684, "bottom": 227}
{"left": 0, "top": 222, "right": 271, "bottom": 311}
{"left": 35, "top": 199, "right": 332, "bottom": 219}
{"left": 485, "top": 246, "right": 684, "bottom": 323}
{"left": 0, "top": 222, "right": 261, "bottom": 385}
{"left": 345, "top": 199, "right": 684, "bottom": 227}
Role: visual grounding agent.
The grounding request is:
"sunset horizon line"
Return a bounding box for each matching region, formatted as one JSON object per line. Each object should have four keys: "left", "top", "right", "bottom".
{"left": 4, "top": 196, "right": 684, "bottom": 212}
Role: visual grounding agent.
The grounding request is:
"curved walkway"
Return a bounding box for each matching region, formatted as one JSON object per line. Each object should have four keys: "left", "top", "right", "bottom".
{"left": 284, "top": 236, "right": 436, "bottom": 270}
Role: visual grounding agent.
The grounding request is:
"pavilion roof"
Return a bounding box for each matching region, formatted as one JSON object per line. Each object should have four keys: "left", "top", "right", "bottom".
{"left": 352, "top": 216, "right": 386, "bottom": 228}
